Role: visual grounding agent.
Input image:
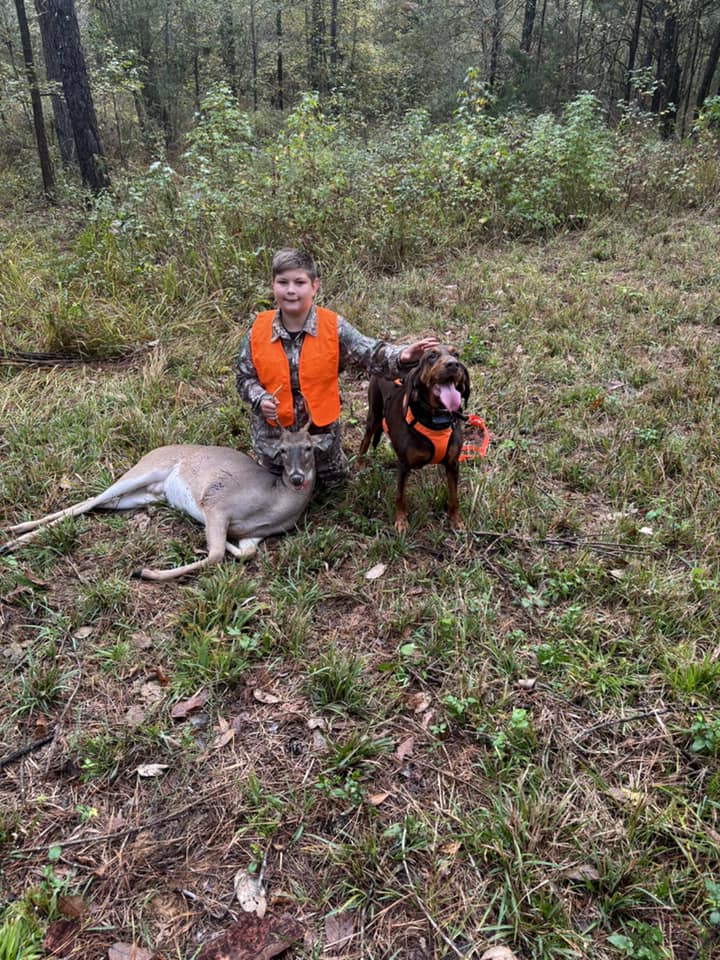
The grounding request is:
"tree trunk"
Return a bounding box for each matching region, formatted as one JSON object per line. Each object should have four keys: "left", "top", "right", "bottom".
{"left": 276, "top": 0, "right": 284, "bottom": 110}
{"left": 696, "top": 20, "right": 720, "bottom": 112}
{"left": 13, "top": 0, "right": 55, "bottom": 199}
{"left": 249, "top": 0, "right": 258, "bottom": 110}
{"left": 40, "top": 0, "right": 109, "bottom": 193}
{"left": 489, "top": 0, "right": 502, "bottom": 89}
{"left": 309, "top": 0, "right": 326, "bottom": 92}
{"left": 329, "top": 0, "right": 338, "bottom": 71}
{"left": 520, "top": 0, "right": 536, "bottom": 55}
{"left": 33, "top": 0, "right": 74, "bottom": 165}
{"left": 624, "top": 0, "right": 644, "bottom": 102}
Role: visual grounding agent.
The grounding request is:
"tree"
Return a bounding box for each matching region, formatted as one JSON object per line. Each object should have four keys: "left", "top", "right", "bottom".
{"left": 13, "top": 0, "right": 54, "bottom": 197}
{"left": 38, "top": 0, "right": 109, "bottom": 192}
{"left": 33, "top": 0, "right": 74, "bottom": 164}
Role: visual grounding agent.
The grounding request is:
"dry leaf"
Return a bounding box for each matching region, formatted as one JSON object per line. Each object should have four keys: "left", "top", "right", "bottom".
{"left": 108, "top": 944, "right": 153, "bottom": 960}
{"left": 212, "top": 727, "right": 236, "bottom": 751}
{"left": 480, "top": 947, "right": 520, "bottom": 960}
{"left": 367, "top": 791, "right": 392, "bottom": 806}
{"left": 57, "top": 894, "right": 87, "bottom": 919}
{"left": 516, "top": 677, "right": 536, "bottom": 691}
{"left": 253, "top": 689, "right": 281, "bottom": 704}
{"left": 440, "top": 841, "right": 462, "bottom": 856}
{"left": 139, "top": 682, "right": 165, "bottom": 704}
{"left": 170, "top": 688, "right": 209, "bottom": 719}
{"left": 606, "top": 786, "right": 643, "bottom": 805}
{"left": 195, "top": 912, "right": 303, "bottom": 960}
{"left": 407, "top": 692, "right": 431, "bottom": 713}
{"left": 136, "top": 763, "right": 169, "bottom": 778}
{"left": 563, "top": 864, "right": 600, "bottom": 882}
{"left": 43, "top": 919, "right": 80, "bottom": 957}
{"left": 73, "top": 626, "right": 94, "bottom": 640}
{"left": 234, "top": 869, "right": 267, "bottom": 918}
{"left": 395, "top": 736, "right": 414, "bottom": 761}
{"left": 365, "top": 562, "right": 387, "bottom": 580}
{"left": 124, "top": 705, "right": 146, "bottom": 727}
{"left": 324, "top": 911, "right": 355, "bottom": 953}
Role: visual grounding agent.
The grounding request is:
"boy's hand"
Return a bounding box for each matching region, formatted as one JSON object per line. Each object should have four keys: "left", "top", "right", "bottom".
{"left": 399, "top": 337, "right": 440, "bottom": 364}
{"left": 260, "top": 393, "right": 279, "bottom": 420}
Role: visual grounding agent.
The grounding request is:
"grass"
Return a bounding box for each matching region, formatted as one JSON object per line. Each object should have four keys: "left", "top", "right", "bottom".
{"left": 1, "top": 204, "right": 720, "bottom": 959}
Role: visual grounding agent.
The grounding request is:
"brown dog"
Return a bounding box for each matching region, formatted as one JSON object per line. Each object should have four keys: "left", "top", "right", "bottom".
{"left": 358, "top": 345, "right": 470, "bottom": 532}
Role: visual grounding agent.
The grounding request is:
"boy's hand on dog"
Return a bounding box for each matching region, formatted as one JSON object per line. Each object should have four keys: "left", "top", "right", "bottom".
{"left": 399, "top": 337, "right": 440, "bottom": 365}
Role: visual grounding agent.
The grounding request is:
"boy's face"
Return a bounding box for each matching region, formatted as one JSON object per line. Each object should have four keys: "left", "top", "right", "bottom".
{"left": 272, "top": 269, "right": 319, "bottom": 324}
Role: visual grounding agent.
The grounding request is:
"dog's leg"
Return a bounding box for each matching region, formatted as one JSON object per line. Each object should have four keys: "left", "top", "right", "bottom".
{"left": 358, "top": 381, "right": 385, "bottom": 461}
{"left": 393, "top": 464, "right": 411, "bottom": 533}
{"left": 445, "top": 461, "right": 463, "bottom": 529}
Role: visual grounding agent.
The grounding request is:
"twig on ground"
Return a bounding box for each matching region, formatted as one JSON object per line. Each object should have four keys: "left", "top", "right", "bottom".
{"left": 572, "top": 708, "right": 672, "bottom": 744}
{"left": 465, "top": 528, "right": 653, "bottom": 557}
{"left": 0, "top": 729, "right": 55, "bottom": 771}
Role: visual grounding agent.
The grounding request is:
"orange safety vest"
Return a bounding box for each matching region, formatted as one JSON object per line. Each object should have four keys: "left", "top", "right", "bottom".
{"left": 249, "top": 307, "right": 341, "bottom": 428}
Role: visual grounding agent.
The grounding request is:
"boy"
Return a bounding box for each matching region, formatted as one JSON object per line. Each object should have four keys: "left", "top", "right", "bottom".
{"left": 236, "top": 248, "right": 439, "bottom": 484}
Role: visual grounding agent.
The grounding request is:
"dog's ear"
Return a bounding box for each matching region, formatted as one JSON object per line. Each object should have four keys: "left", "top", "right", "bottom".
{"left": 458, "top": 364, "right": 471, "bottom": 403}
{"left": 402, "top": 364, "right": 422, "bottom": 410}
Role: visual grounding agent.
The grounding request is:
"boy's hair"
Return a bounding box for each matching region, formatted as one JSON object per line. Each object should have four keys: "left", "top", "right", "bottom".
{"left": 271, "top": 248, "right": 319, "bottom": 280}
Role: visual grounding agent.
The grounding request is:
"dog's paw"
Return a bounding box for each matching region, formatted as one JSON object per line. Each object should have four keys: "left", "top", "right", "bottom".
{"left": 394, "top": 514, "right": 409, "bottom": 535}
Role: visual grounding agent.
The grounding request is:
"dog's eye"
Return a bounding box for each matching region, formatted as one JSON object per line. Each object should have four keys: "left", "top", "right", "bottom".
{"left": 426, "top": 349, "right": 439, "bottom": 362}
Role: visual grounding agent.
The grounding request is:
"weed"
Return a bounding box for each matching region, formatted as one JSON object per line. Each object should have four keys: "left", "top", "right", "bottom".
{"left": 306, "top": 647, "right": 369, "bottom": 717}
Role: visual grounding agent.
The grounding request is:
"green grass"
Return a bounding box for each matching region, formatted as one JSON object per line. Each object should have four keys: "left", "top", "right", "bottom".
{"left": 2, "top": 204, "right": 720, "bottom": 959}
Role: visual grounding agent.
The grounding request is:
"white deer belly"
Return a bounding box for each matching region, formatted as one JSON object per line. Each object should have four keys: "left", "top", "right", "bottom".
{"left": 163, "top": 467, "right": 204, "bottom": 524}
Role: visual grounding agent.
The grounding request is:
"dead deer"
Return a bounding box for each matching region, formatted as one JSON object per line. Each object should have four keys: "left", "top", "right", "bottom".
{"left": 1, "top": 427, "right": 318, "bottom": 581}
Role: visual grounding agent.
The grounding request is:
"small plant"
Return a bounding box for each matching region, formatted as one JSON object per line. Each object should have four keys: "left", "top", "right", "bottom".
{"left": 689, "top": 714, "right": 720, "bottom": 756}
{"left": 306, "top": 647, "right": 369, "bottom": 716}
{"left": 608, "top": 920, "right": 669, "bottom": 959}
{"left": 0, "top": 914, "right": 42, "bottom": 960}
{"left": 704, "top": 877, "right": 720, "bottom": 926}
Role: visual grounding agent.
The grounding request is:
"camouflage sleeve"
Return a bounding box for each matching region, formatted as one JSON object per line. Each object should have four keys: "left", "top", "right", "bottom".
{"left": 235, "top": 333, "right": 270, "bottom": 409}
{"left": 337, "top": 315, "right": 408, "bottom": 379}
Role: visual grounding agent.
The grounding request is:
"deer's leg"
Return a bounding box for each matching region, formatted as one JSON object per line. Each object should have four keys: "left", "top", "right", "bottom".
{"left": 136, "top": 511, "right": 229, "bottom": 582}
{"left": 225, "top": 537, "right": 262, "bottom": 559}
{"left": 8, "top": 466, "right": 170, "bottom": 536}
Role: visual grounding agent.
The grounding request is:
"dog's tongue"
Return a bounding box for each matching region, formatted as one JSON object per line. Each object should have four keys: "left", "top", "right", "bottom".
{"left": 434, "top": 382, "right": 462, "bottom": 412}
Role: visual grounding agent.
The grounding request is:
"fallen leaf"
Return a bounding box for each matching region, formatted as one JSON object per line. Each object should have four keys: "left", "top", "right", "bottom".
{"left": 609, "top": 568, "right": 625, "bottom": 580}
{"left": 516, "top": 677, "right": 536, "bottom": 691}
{"left": 407, "top": 692, "right": 431, "bottom": 713}
{"left": 234, "top": 869, "right": 267, "bottom": 918}
{"left": 253, "top": 689, "right": 281, "bottom": 704}
{"left": 395, "top": 736, "right": 414, "bottom": 761}
{"left": 440, "top": 841, "right": 462, "bottom": 856}
{"left": 43, "top": 919, "right": 79, "bottom": 957}
{"left": 139, "top": 682, "right": 165, "bottom": 704}
{"left": 606, "top": 786, "right": 643, "bottom": 805}
{"left": 73, "top": 626, "right": 94, "bottom": 640}
{"left": 57, "top": 894, "right": 87, "bottom": 919}
{"left": 480, "top": 947, "right": 520, "bottom": 960}
{"left": 324, "top": 911, "right": 355, "bottom": 953}
{"left": 171, "top": 688, "right": 209, "bottom": 719}
{"left": 136, "top": 763, "right": 169, "bottom": 778}
{"left": 563, "top": 864, "right": 600, "bottom": 882}
{"left": 124, "top": 705, "right": 146, "bottom": 727}
{"left": 365, "top": 562, "right": 387, "bottom": 581}
{"left": 108, "top": 944, "right": 153, "bottom": 960}
{"left": 212, "top": 727, "right": 236, "bottom": 751}
{"left": 367, "top": 790, "right": 392, "bottom": 806}
{"left": 195, "top": 912, "right": 303, "bottom": 960}
{"left": 152, "top": 665, "right": 170, "bottom": 686}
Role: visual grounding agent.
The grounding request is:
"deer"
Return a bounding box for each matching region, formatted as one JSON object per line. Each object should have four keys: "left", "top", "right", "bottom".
{"left": 0, "top": 427, "right": 319, "bottom": 581}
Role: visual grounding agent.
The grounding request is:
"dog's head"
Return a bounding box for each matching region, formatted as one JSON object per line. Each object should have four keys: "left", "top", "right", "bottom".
{"left": 403, "top": 345, "right": 470, "bottom": 413}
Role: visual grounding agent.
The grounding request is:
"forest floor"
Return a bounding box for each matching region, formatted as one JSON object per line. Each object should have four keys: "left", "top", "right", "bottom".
{"left": 1, "top": 206, "right": 720, "bottom": 960}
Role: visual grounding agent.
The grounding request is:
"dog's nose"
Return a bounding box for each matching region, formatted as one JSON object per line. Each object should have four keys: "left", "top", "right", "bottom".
{"left": 445, "top": 358, "right": 459, "bottom": 372}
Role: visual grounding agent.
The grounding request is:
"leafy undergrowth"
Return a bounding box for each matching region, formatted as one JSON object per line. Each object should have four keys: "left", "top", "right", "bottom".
{"left": 1, "top": 209, "right": 720, "bottom": 959}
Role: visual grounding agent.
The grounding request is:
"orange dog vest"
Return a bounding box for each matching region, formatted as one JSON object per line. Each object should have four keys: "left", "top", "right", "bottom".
{"left": 250, "top": 307, "right": 341, "bottom": 427}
